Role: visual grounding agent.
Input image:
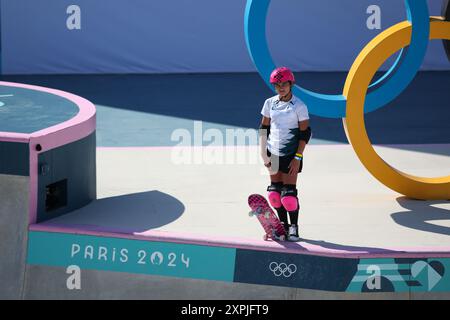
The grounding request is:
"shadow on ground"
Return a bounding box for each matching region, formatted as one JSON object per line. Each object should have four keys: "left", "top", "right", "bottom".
{"left": 43, "top": 190, "right": 185, "bottom": 233}
{"left": 391, "top": 197, "right": 450, "bottom": 236}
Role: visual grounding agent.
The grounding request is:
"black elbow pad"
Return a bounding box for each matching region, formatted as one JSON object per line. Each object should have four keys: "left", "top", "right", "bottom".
{"left": 299, "top": 127, "right": 312, "bottom": 144}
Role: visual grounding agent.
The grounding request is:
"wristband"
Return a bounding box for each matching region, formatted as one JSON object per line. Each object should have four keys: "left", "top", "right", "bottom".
{"left": 294, "top": 156, "right": 302, "bottom": 161}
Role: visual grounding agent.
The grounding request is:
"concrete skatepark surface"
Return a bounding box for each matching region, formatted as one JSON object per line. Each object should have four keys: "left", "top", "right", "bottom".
{"left": 43, "top": 144, "right": 450, "bottom": 250}
{"left": 24, "top": 143, "right": 450, "bottom": 300}
{"left": 1, "top": 73, "right": 449, "bottom": 299}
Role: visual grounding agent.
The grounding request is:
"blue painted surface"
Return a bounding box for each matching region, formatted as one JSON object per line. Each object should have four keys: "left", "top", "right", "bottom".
{"left": 27, "top": 231, "right": 237, "bottom": 282}
{"left": 0, "top": 141, "right": 29, "bottom": 175}
{"left": 26, "top": 231, "right": 450, "bottom": 292}
{"left": 347, "top": 258, "right": 450, "bottom": 292}
{"left": 234, "top": 248, "right": 358, "bottom": 291}
{"left": 347, "top": 258, "right": 411, "bottom": 292}
{"left": 2, "top": 1, "right": 449, "bottom": 74}
{"left": 2, "top": 72, "right": 449, "bottom": 148}
{"left": 0, "top": 85, "right": 78, "bottom": 133}
{"left": 37, "top": 132, "right": 96, "bottom": 223}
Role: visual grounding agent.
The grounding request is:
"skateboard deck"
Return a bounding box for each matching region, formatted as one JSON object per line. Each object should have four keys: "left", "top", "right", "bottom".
{"left": 248, "top": 194, "right": 286, "bottom": 241}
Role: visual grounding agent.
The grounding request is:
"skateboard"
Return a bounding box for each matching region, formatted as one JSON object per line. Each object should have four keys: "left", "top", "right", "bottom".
{"left": 248, "top": 194, "right": 287, "bottom": 241}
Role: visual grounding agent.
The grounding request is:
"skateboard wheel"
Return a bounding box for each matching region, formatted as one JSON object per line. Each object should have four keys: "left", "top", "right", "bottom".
{"left": 263, "top": 234, "right": 269, "bottom": 241}
{"left": 279, "top": 235, "right": 286, "bottom": 241}
{"left": 248, "top": 210, "right": 254, "bottom": 217}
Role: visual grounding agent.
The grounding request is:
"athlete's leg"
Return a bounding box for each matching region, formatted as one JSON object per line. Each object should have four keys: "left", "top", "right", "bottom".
{"left": 268, "top": 172, "right": 289, "bottom": 227}
{"left": 281, "top": 173, "right": 300, "bottom": 241}
{"left": 281, "top": 174, "right": 299, "bottom": 225}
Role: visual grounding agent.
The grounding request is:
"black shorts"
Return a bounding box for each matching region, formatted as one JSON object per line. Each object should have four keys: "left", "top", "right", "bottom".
{"left": 267, "top": 149, "right": 303, "bottom": 174}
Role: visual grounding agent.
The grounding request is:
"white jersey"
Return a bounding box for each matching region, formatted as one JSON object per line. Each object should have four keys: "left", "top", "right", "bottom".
{"left": 261, "top": 95, "right": 309, "bottom": 156}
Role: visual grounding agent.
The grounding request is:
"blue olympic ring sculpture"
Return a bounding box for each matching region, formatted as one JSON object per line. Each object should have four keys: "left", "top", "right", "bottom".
{"left": 244, "top": 0, "right": 430, "bottom": 118}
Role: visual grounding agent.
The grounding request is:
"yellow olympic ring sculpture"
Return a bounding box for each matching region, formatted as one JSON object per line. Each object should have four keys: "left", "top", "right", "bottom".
{"left": 343, "top": 19, "right": 450, "bottom": 200}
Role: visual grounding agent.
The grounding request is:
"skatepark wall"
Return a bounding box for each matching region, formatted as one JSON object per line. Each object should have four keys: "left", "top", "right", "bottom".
{"left": 0, "top": 141, "right": 29, "bottom": 298}
{"left": 20, "top": 265, "right": 450, "bottom": 300}
{"left": 1, "top": 0, "right": 449, "bottom": 74}
{"left": 9, "top": 228, "right": 450, "bottom": 300}
{"left": 0, "top": 82, "right": 97, "bottom": 299}
{"left": 0, "top": 173, "right": 29, "bottom": 299}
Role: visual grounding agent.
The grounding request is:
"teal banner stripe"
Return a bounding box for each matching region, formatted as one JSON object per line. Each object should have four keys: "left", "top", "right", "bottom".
{"left": 27, "top": 231, "right": 236, "bottom": 282}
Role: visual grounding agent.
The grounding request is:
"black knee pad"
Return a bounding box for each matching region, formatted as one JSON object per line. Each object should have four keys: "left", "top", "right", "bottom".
{"left": 280, "top": 184, "right": 298, "bottom": 197}
{"left": 267, "top": 181, "right": 283, "bottom": 193}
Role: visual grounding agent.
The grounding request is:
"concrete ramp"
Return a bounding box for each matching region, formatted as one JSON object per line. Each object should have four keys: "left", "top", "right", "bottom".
{"left": 1, "top": 79, "right": 449, "bottom": 300}
{"left": 9, "top": 144, "right": 450, "bottom": 299}
{"left": 0, "top": 174, "right": 29, "bottom": 299}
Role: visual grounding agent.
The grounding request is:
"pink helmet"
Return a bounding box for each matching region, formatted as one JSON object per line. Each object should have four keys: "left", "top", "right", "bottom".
{"left": 270, "top": 67, "right": 295, "bottom": 84}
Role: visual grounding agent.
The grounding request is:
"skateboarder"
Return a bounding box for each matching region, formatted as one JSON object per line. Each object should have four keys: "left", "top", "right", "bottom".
{"left": 259, "top": 67, "right": 312, "bottom": 241}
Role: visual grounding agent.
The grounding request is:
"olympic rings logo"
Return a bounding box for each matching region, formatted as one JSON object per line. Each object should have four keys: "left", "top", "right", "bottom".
{"left": 269, "top": 262, "right": 297, "bottom": 278}
{"left": 245, "top": 0, "right": 450, "bottom": 200}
